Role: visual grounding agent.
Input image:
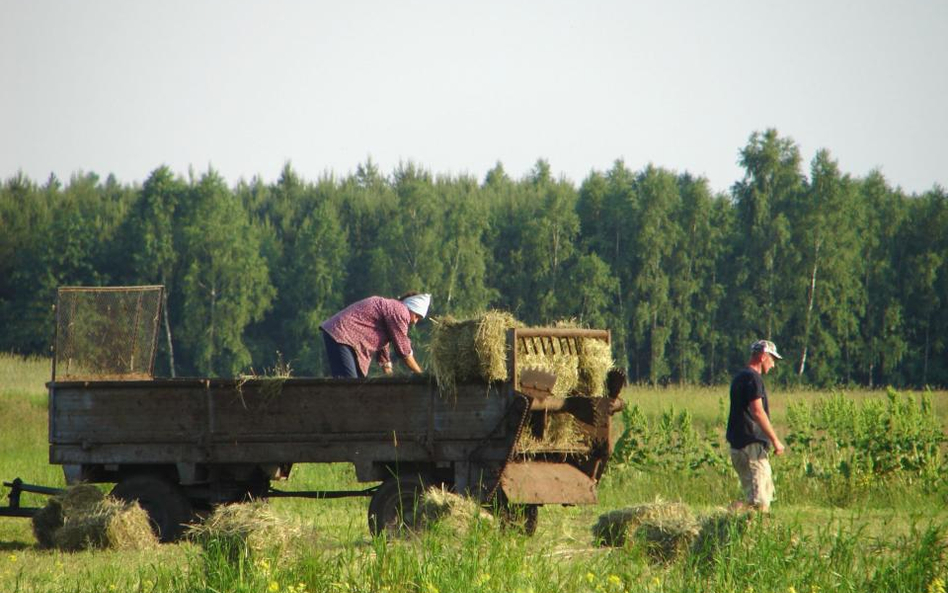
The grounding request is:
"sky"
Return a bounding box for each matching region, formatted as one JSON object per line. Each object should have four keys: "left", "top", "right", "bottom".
{"left": 2, "top": 0, "right": 946, "bottom": 195}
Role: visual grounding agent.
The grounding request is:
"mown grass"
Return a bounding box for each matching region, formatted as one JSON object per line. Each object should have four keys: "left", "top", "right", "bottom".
{"left": 1, "top": 354, "right": 947, "bottom": 592}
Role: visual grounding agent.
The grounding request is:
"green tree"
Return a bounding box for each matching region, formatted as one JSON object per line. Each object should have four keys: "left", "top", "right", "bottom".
{"left": 789, "top": 150, "right": 864, "bottom": 384}
{"left": 126, "top": 166, "right": 186, "bottom": 375}
{"left": 178, "top": 170, "right": 274, "bottom": 376}
{"left": 855, "top": 171, "right": 908, "bottom": 386}
{"left": 730, "top": 129, "right": 803, "bottom": 368}
{"left": 627, "top": 165, "right": 679, "bottom": 383}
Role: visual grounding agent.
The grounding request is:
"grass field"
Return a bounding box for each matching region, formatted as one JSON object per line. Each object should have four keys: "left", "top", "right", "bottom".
{"left": 1, "top": 353, "right": 947, "bottom": 592}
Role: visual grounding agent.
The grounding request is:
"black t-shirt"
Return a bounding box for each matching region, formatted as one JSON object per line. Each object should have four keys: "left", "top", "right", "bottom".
{"left": 726, "top": 368, "right": 771, "bottom": 449}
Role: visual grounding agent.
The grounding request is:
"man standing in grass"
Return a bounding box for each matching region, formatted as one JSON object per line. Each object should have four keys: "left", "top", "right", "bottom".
{"left": 726, "top": 339, "right": 786, "bottom": 512}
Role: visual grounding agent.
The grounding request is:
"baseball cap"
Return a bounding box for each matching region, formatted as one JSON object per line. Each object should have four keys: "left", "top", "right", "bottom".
{"left": 750, "top": 339, "right": 783, "bottom": 360}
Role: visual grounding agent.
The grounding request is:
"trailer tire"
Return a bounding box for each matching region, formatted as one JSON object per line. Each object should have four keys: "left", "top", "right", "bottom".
{"left": 367, "top": 475, "right": 429, "bottom": 536}
{"left": 111, "top": 474, "right": 192, "bottom": 542}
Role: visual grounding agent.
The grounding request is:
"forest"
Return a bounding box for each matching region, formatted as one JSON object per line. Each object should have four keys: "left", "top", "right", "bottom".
{"left": 1, "top": 129, "right": 946, "bottom": 387}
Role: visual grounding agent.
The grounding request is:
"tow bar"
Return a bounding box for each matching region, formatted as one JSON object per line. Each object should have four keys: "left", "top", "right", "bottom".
{"left": 0, "top": 478, "right": 63, "bottom": 518}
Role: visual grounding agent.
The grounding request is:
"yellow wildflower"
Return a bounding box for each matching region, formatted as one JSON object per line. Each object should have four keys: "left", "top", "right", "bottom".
{"left": 928, "top": 577, "right": 946, "bottom": 593}
{"left": 586, "top": 572, "right": 596, "bottom": 583}
{"left": 607, "top": 574, "right": 622, "bottom": 587}
{"left": 269, "top": 581, "right": 280, "bottom": 592}
{"left": 7, "top": 554, "right": 16, "bottom": 562}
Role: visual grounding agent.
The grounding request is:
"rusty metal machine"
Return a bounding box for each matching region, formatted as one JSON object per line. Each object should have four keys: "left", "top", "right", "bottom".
{"left": 34, "top": 287, "right": 626, "bottom": 540}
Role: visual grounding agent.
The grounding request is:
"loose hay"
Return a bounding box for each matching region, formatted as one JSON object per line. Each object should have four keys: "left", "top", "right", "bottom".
{"left": 32, "top": 485, "right": 156, "bottom": 551}
{"left": 592, "top": 500, "right": 699, "bottom": 561}
{"left": 187, "top": 501, "right": 299, "bottom": 559}
{"left": 517, "top": 414, "right": 590, "bottom": 453}
{"left": 418, "top": 487, "right": 494, "bottom": 533}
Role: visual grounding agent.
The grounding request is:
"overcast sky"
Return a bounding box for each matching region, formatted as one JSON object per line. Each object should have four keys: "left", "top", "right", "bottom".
{"left": 2, "top": 0, "right": 946, "bottom": 195}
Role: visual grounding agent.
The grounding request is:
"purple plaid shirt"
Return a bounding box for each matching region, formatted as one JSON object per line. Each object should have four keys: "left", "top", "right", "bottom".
{"left": 320, "top": 296, "right": 413, "bottom": 376}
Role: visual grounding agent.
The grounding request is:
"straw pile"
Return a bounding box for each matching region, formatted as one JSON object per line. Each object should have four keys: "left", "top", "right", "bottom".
{"left": 32, "top": 484, "right": 156, "bottom": 551}
{"left": 418, "top": 487, "right": 494, "bottom": 533}
{"left": 592, "top": 500, "right": 700, "bottom": 562}
{"left": 187, "top": 501, "right": 299, "bottom": 559}
{"left": 594, "top": 502, "right": 754, "bottom": 564}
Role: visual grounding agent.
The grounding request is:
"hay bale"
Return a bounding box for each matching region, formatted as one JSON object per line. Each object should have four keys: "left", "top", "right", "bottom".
{"left": 59, "top": 483, "right": 105, "bottom": 512}
{"left": 577, "top": 337, "right": 614, "bottom": 397}
{"left": 429, "top": 311, "right": 522, "bottom": 394}
{"left": 429, "top": 311, "right": 613, "bottom": 400}
{"left": 593, "top": 500, "right": 699, "bottom": 561}
{"left": 32, "top": 497, "right": 64, "bottom": 549}
{"left": 32, "top": 484, "right": 156, "bottom": 552}
{"left": 187, "top": 501, "right": 299, "bottom": 559}
{"left": 52, "top": 498, "right": 156, "bottom": 552}
{"left": 517, "top": 348, "right": 579, "bottom": 397}
{"left": 418, "top": 487, "right": 494, "bottom": 533}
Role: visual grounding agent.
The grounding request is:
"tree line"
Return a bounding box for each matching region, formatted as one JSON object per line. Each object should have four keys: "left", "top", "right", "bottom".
{"left": 1, "top": 129, "right": 945, "bottom": 387}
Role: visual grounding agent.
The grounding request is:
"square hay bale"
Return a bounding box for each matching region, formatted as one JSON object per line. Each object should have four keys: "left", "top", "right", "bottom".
{"left": 429, "top": 311, "right": 522, "bottom": 394}
{"left": 577, "top": 337, "right": 614, "bottom": 397}
{"left": 52, "top": 498, "right": 156, "bottom": 552}
{"left": 33, "top": 484, "right": 154, "bottom": 551}
{"left": 592, "top": 500, "right": 699, "bottom": 562}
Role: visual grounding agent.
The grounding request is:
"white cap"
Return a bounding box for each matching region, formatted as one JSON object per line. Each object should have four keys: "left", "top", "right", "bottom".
{"left": 750, "top": 339, "right": 783, "bottom": 360}
{"left": 402, "top": 293, "right": 431, "bottom": 318}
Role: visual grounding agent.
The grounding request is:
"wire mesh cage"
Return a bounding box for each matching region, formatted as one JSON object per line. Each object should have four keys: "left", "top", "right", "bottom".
{"left": 54, "top": 286, "right": 163, "bottom": 381}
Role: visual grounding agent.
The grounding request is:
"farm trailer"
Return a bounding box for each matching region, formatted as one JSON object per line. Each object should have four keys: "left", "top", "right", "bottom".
{"left": 38, "top": 287, "right": 626, "bottom": 540}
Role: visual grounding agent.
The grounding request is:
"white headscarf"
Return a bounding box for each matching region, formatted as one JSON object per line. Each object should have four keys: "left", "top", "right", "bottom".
{"left": 402, "top": 293, "right": 431, "bottom": 318}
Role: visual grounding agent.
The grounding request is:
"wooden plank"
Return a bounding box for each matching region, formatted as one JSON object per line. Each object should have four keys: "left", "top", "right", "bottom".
{"left": 50, "top": 383, "right": 206, "bottom": 444}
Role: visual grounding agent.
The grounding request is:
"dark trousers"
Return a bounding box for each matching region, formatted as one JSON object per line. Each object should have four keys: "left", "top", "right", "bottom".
{"left": 322, "top": 330, "right": 363, "bottom": 378}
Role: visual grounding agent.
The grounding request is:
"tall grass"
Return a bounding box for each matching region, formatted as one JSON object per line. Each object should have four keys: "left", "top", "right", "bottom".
{"left": 1, "top": 354, "right": 947, "bottom": 592}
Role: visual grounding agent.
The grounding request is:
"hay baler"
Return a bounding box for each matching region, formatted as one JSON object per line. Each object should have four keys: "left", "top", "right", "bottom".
{"left": 45, "top": 287, "right": 625, "bottom": 540}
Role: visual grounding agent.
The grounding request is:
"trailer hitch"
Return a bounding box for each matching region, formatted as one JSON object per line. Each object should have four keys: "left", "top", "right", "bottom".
{"left": 1, "top": 478, "right": 64, "bottom": 518}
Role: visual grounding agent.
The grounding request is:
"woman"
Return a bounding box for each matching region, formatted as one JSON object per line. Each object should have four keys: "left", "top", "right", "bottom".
{"left": 320, "top": 292, "right": 430, "bottom": 378}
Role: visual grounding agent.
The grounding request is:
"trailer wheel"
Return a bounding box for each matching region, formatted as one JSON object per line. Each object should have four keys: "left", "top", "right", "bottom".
{"left": 367, "top": 475, "right": 429, "bottom": 536}
{"left": 111, "top": 474, "right": 193, "bottom": 542}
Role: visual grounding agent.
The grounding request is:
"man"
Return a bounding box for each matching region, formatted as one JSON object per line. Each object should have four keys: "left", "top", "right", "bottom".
{"left": 726, "top": 339, "right": 786, "bottom": 512}
{"left": 320, "top": 292, "right": 430, "bottom": 378}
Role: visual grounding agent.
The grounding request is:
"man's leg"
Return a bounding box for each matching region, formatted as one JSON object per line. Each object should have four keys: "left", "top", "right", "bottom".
{"left": 731, "top": 443, "right": 774, "bottom": 512}
{"left": 746, "top": 443, "right": 774, "bottom": 512}
{"left": 729, "top": 446, "right": 755, "bottom": 511}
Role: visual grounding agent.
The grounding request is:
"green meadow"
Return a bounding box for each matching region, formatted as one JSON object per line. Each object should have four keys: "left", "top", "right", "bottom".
{"left": 1, "top": 353, "right": 947, "bottom": 593}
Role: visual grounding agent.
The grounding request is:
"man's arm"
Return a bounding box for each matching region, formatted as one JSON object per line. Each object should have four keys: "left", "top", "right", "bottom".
{"left": 749, "top": 398, "right": 785, "bottom": 455}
